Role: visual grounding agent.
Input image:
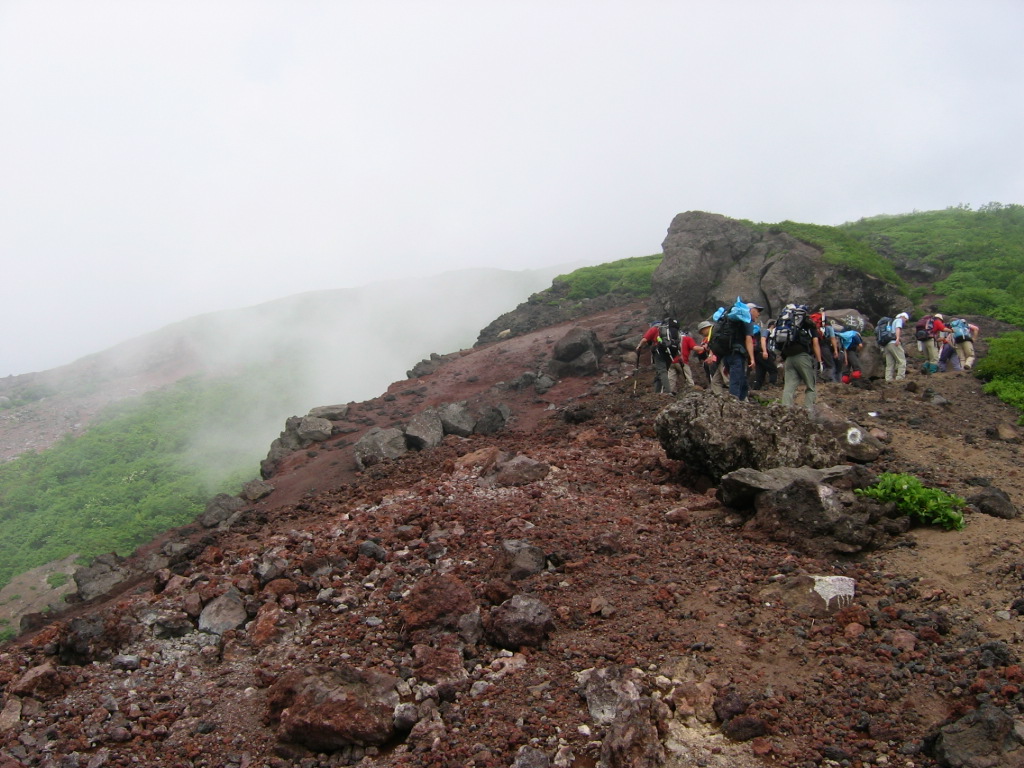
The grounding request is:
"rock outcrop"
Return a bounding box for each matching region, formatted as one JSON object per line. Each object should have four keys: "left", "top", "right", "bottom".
{"left": 651, "top": 211, "right": 911, "bottom": 326}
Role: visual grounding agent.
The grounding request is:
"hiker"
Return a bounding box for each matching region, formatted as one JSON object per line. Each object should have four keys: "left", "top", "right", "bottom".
{"left": 811, "top": 311, "right": 840, "bottom": 383}
{"left": 837, "top": 329, "right": 865, "bottom": 383}
{"left": 937, "top": 324, "right": 961, "bottom": 372}
{"left": 751, "top": 319, "right": 778, "bottom": 390}
{"left": 915, "top": 313, "right": 946, "bottom": 374}
{"left": 950, "top": 318, "right": 981, "bottom": 370}
{"left": 636, "top": 318, "right": 680, "bottom": 394}
{"left": 668, "top": 330, "right": 699, "bottom": 393}
{"left": 694, "top": 321, "right": 721, "bottom": 392}
{"left": 878, "top": 312, "right": 909, "bottom": 382}
{"left": 714, "top": 302, "right": 761, "bottom": 401}
{"left": 776, "top": 304, "right": 823, "bottom": 410}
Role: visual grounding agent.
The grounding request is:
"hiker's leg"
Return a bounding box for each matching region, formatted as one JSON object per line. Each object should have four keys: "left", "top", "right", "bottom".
{"left": 893, "top": 343, "right": 907, "bottom": 380}
{"left": 781, "top": 357, "right": 799, "bottom": 406}
{"left": 796, "top": 354, "right": 817, "bottom": 409}
{"left": 883, "top": 344, "right": 895, "bottom": 381}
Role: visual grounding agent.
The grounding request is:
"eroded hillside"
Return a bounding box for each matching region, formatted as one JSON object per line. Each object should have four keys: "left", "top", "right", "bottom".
{"left": 2, "top": 295, "right": 1024, "bottom": 768}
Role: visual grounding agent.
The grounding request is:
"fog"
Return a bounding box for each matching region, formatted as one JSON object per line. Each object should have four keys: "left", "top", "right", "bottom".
{"left": 69, "top": 265, "right": 573, "bottom": 484}
{"left": 2, "top": 2, "right": 1022, "bottom": 377}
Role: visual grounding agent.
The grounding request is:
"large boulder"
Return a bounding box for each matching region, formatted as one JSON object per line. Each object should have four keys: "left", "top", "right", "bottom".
{"left": 652, "top": 211, "right": 911, "bottom": 327}
{"left": 353, "top": 427, "right": 408, "bottom": 470}
{"left": 653, "top": 393, "right": 844, "bottom": 483}
{"left": 546, "top": 327, "right": 603, "bottom": 378}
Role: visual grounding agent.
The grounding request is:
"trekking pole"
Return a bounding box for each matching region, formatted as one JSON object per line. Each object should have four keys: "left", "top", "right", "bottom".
{"left": 633, "top": 349, "right": 641, "bottom": 394}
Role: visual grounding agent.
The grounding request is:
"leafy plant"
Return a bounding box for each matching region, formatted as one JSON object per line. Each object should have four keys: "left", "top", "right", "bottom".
{"left": 46, "top": 573, "right": 70, "bottom": 589}
{"left": 550, "top": 254, "right": 663, "bottom": 300}
{"left": 855, "top": 473, "right": 966, "bottom": 531}
{"left": 769, "top": 221, "right": 909, "bottom": 293}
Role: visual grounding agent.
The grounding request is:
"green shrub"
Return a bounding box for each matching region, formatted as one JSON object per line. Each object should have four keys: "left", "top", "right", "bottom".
{"left": 46, "top": 573, "right": 70, "bottom": 589}
{"left": 841, "top": 204, "right": 1024, "bottom": 325}
{"left": 552, "top": 254, "right": 663, "bottom": 300}
{"left": 855, "top": 473, "right": 966, "bottom": 531}
{"left": 770, "top": 221, "right": 908, "bottom": 292}
{"left": 974, "top": 332, "right": 1024, "bottom": 423}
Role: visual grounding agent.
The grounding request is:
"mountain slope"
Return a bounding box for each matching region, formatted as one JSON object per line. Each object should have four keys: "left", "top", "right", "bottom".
{"left": 2, "top": 294, "right": 1023, "bottom": 767}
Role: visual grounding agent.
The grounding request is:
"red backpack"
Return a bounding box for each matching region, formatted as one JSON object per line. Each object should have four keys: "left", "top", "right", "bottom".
{"left": 914, "top": 315, "right": 935, "bottom": 341}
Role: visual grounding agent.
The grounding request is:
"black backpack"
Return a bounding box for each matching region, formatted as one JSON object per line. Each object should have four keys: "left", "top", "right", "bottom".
{"left": 708, "top": 315, "right": 740, "bottom": 358}
{"left": 655, "top": 320, "right": 681, "bottom": 358}
{"left": 875, "top": 317, "right": 896, "bottom": 347}
{"left": 774, "top": 304, "right": 812, "bottom": 355}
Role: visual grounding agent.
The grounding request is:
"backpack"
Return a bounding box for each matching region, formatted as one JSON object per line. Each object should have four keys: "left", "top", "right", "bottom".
{"left": 915, "top": 315, "right": 935, "bottom": 341}
{"left": 655, "top": 320, "right": 681, "bottom": 357}
{"left": 838, "top": 330, "right": 863, "bottom": 350}
{"left": 950, "top": 318, "right": 973, "bottom": 342}
{"left": 774, "top": 304, "right": 812, "bottom": 355}
{"left": 709, "top": 315, "right": 741, "bottom": 358}
{"left": 875, "top": 317, "right": 896, "bottom": 346}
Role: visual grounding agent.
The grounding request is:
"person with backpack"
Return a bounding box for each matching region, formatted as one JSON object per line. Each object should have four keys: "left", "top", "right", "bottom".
{"left": 777, "top": 304, "right": 823, "bottom": 410}
{"left": 708, "top": 301, "right": 761, "bottom": 401}
{"left": 811, "top": 310, "right": 840, "bottom": 383}
{"left": 937, "top": 324, "right": 961, "bottom": 372}
{"left": 878, "top": 312, "right": 909, "bottom": 382}
{"left": 635, "top": 318, "right": 681, "bottom": 394}
{"left": 694, "top": 321, "right": 723, "bottom": 393}
{"left": 750, "top": 319, "right": 778, "bottom": 390}
{"left": 668, "top": 330, "right": 699, "bottom": 393}
{"left": 915, "top": 313, "right": 947, "bottom": 374}
{"left": 950, "top": 318, "right": 981, "bottom": 370}
{"left": 837, "top": 329, "right": 865, "bottom": 383}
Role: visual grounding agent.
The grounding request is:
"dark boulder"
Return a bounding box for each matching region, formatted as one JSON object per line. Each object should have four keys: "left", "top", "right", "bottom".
{"left": 652, "top": 211, "right": 911, "bottom": 327}
{"left": 654, "top": 393, "right": 844, "bottom": 483}
{"left": 546, "top": 327, "right": 603, "bottom": 378}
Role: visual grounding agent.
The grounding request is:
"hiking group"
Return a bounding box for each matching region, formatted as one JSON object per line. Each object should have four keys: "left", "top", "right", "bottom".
{"left": 636, "top": 301, "right": 982, "bottom": 410}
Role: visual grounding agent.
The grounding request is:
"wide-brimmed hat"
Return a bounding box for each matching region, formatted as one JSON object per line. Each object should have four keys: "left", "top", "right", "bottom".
{"left": 697, "top": 320, "right": 713, "bottom": 331}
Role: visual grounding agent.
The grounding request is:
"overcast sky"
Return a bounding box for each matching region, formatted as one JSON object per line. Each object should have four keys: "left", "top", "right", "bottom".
{"left": 1, "top": 1, "right": 1021, "bottom": 377}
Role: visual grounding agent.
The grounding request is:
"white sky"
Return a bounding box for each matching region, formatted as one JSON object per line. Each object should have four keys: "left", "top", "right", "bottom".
{"left": 2, "top": 1, "right": 1022, "bottom": 377}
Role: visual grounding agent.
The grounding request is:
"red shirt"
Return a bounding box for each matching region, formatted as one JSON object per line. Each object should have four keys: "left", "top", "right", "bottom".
{"left": 674, "top": 335, "right": 697, "bottom": 364}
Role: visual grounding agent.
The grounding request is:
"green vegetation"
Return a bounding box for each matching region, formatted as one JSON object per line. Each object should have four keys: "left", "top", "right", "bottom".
{"left": 840, "top": 203, "right": 1024, "bottom": 325}
{"left": 551, "top": 254, "right": 663, "bottom": 300}
{"left": 974, "top": 331, "right": 1024, "bottom": 423}
{"left": 855, "top": 473, "right": 966, "bottom": 531}
{"left": 769, "top": 221, "right": 910, "bottom": 295}
{"left": 0, "top": 375, "right": 271, "bottom": 591}
{"left": 46, "top": 572, "right": 70, "bottom": 589}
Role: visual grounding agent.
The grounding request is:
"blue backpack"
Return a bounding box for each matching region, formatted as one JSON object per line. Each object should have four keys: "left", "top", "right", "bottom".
{"left": 950, "top": 318, "right": 973, "bottom": 342}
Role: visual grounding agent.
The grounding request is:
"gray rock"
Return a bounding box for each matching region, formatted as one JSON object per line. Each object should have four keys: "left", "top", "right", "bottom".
{"left": 576, "top": 665, "right": 645, "bottom": 726}
{"left": 495, "top": 454, "right": 551, "bottom": 487}
{"left": 654, "top": 393, "right": 844, "bottom": 483}
{"left": 930, "top": 704, "right": 1024, "bottom": 768}
{"left": 294, "top": 416, "right": 333, "bottom": 442}
{"left": 353, "top": 427, "right": 408, "bottom": 470}
{"left": 499, "top": 539, "right": 547, "bottom": 580}
{"left": 198, "top": 588, "right": 248, "bottom": 635}
{"left": 404, "top": 409, "right": 444, "bottom": 450}
{"left": 546, "top": 327, "right": 603, "bottom": 378}
{"left": 485, "top": 594, "right": 555, "bottom": 650}
{"left": 308, "top": 404, "right": 349, "bottom": 420}
{"left": 72, "top": 552, "right": 130, "bottom": 603}
{"left": 652, "top": 211, "right": 910, "bottom": 327}
{"left": 437, "top": 401, "right": 476, "bottom": 437}
{"left": 968, "top": 486, "right": 1019, "bottom": 519}
{"left": 511, "top": 746, "right": 551, "bottom": 768}
{"left": 240, "top": 479, "right": 275, "bottom": 501}
{"left": 473, "top": 404, "right": 510, "bottom": 435}
{"left": 198, "top": 493, "right": 247, "bottom": 528}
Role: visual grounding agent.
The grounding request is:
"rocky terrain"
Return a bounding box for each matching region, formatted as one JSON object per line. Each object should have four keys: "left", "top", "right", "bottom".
{"left": 1, "top": 289, "right": 1023, "bottom": 768}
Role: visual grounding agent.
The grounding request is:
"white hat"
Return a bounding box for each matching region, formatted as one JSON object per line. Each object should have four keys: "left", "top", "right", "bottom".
{"left": 896, "top": 312, "right": 909, "bottom": 320}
